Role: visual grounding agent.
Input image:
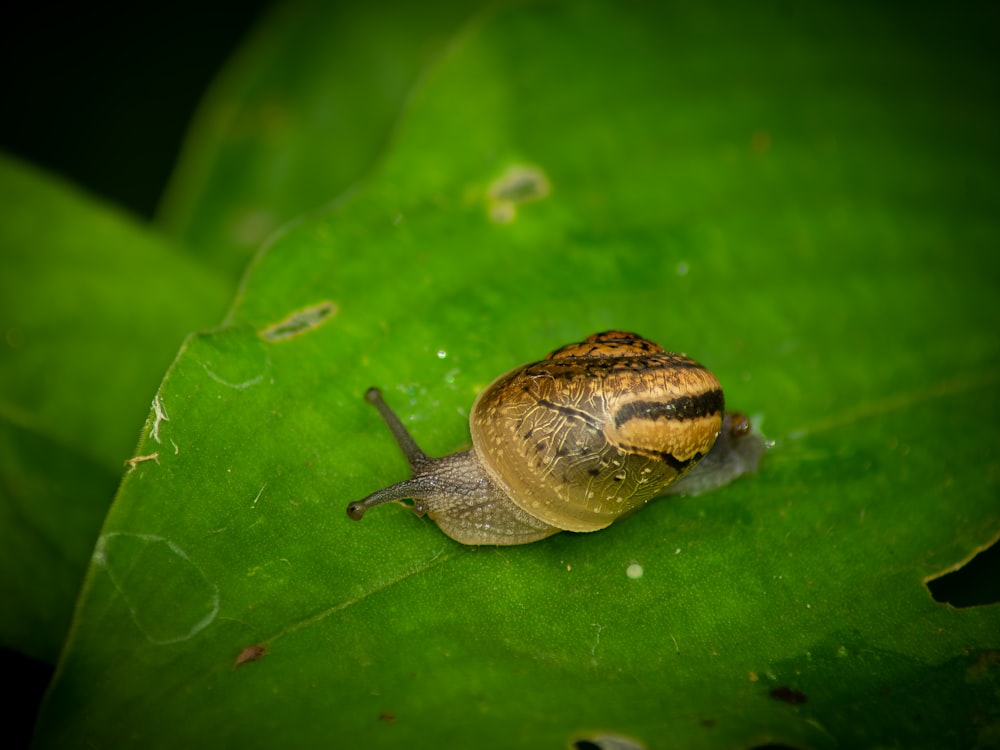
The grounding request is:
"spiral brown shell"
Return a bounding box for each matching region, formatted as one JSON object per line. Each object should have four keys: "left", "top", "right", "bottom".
{"left": 469, "top": 331, "right": 724, "bottom": 532}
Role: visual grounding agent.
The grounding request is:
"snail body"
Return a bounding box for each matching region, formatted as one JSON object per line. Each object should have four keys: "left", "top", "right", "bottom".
{"left": 347, "top": 331, "right": 765, "bottom": 545}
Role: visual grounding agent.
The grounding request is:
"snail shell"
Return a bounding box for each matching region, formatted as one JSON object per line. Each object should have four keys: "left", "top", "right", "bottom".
{"left": 347, "top": 331, "right": 765, "bottom": 545}
{"left": 471, "top": 332, "right": 724, "bottom": 532}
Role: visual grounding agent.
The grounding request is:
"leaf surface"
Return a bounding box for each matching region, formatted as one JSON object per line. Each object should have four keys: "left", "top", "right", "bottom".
{"left": 35, "top": 2, "right": 1000, "bottom": 747}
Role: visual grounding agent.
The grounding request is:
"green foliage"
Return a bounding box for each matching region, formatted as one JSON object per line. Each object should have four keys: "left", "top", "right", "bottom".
{"left": 0, "top": 156, "right": 231, "bottom": 661}
{"left": 3, "top": 0, "right": 998, "bottom": 748}
{"left": 156, "top": 0, "right": 478, "bottom": 278}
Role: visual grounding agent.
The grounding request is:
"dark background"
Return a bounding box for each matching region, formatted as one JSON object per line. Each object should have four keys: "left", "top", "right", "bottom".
{"left": 0, "top": 0, "right": 270, "bottom": 219}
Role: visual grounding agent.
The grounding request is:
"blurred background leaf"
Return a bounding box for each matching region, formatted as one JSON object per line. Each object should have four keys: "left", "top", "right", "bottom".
{"left": 156, "top": 0, "right": 482, "bottom": 278}
{"left": 25, "top": 1, "right": 1000, "bottom": 749}
{"left": 0, "top": 155, "right": 231, "bottom": 662}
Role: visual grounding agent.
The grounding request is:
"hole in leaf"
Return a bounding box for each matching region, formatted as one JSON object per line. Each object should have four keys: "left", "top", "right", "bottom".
{"left": 259, "top": 301, "right": 337, "bottom": 341}
{"left": 926, "top": 537, "right": 1000, "bottom": 608}
{"left": 571, "top": 734, "right": 644, "bottom": 750}
{"left": 488, "top": 164, "right": 550, "bottom": 203}
{"left": 487, "top": 164, "right": 551, "bottom": 222}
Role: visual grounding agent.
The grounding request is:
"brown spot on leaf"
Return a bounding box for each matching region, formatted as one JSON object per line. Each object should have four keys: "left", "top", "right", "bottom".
{"left": 233, "top": 644, "right": 268, "bottom": 670}
{"left": 378, "top": 711, "right": 396, "bottom": 725}
{"left": 751, "top": 130, "right": 772, "bottom": 154}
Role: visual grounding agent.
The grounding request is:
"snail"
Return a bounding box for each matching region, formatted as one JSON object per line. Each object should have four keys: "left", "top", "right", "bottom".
{"left": 347, "top": 331, "right": 766, "bottom": 545}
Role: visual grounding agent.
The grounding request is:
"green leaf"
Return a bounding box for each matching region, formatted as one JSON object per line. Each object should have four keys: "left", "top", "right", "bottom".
{"left": 156, "top": 0, "right": 484, "bottom": 278}
{"left": 35, "top": 1, "right": 999, "bottom": 748}
{"left": 0, "top": 155, "right": 231, "bottom": 661}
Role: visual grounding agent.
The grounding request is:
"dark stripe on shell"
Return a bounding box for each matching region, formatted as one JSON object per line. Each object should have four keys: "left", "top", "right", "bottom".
{"left": 613, "top": 389, "right": 724, "bottom": 428}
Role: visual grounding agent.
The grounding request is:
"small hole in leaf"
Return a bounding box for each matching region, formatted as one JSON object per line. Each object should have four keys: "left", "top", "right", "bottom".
{"left": 486, "top": 164, "right": 551, "bottom": 222}
{"left": 926, "top": 538, "right": 1000, "bottom": 608}
{"left": 571, "top": 734, "right": 644, "bottom": 750}
{"left": 258, "top": 301, "right": 337, "bottom": 341}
